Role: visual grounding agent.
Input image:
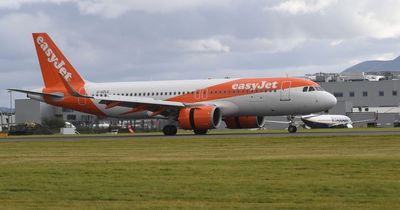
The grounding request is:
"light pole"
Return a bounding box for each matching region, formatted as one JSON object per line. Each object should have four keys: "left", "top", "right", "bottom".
{"left": 0, "top": 110, "right": 3, "bottom": 129}
{"left": 8, "top": 90, "right": 13, "bottom": 128}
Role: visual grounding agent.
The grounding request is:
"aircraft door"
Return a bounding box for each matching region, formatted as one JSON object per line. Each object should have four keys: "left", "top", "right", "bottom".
{"left": 280, "top": 81, "right": 291, "bottom": 101}
{"left": 195, "top": 90, "right": 201, "bottom": 100}
{"left": 201, "top": 89, "right": 208, "bottom": 100}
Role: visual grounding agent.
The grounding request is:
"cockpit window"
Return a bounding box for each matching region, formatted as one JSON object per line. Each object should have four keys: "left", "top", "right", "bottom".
{"left": 303, "top": 86, "right": 324, "bottom": 92}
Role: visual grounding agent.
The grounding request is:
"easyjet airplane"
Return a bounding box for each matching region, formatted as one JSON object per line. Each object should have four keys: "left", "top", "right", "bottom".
{"left": 9, "top": 33, "right": 337, "bottom": 135}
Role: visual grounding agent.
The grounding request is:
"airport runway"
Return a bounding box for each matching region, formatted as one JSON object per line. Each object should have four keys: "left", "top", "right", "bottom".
{"left": 1, "top": 130, "right": 399, "bottom": 142}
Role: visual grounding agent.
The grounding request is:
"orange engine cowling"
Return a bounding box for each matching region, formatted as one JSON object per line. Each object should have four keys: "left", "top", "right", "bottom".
{"left": 224, "top": 116, "right": 266, "bottom": 129}
{"left": 179, "top": 106, "right": 222, "bottom": 130}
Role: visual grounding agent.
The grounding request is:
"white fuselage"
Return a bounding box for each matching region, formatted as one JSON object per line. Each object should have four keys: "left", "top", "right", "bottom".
{"left": 82, "top": 78, "right": 337, "bottom": 119}
{"left": 301, "top": 115, "right": 353, "bottom": 128}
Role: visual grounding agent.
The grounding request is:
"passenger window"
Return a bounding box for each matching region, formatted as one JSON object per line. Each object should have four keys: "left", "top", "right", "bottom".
{"left": 309, "top": 87, "right": 315, "bottom": 91}
{"left": 303, "top": 87, "right": 308, "bottom": 92}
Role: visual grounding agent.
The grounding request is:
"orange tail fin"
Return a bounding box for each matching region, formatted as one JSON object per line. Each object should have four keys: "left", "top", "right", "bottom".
{"left": 32, "top": 33, "right": 85, "bottom": 90}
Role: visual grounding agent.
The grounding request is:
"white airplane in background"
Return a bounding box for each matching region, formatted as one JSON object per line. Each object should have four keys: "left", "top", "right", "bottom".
{"left": 300, "top": 114, "right": 377, "bottom": 129}
{"left": 9, "top": 33, "right": 337, "bottom": 135}
{"left": 268, "top": 114, "right": 377, "bottom": 130}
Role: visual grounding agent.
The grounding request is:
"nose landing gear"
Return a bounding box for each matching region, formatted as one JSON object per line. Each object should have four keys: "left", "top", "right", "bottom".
{"left": 287, "top": 115, "right": 297, "bottom": 133}
{"left": 288, "top": 125, "right": 297, "bottom": 133}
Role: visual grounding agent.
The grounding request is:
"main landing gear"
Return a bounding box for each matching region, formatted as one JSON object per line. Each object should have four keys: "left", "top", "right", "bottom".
{"left": 287, "top": 115, "right": 297, "bottom": 133}
{"left": 162, "top": 125, "right": 177, "bottom": 136}
{"left": 162, "top": 125, "right": 209, "bottom": 136}
{"left": 194, "top": 129, "right": 208, "bottom": 135}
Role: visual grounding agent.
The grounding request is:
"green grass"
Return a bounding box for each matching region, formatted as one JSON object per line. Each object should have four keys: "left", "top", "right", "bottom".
{"left": 0, "top": 135, "right": 400, "bottom": 209}
{"left": 3, "top": 127, "right": 400, "bottom": 139}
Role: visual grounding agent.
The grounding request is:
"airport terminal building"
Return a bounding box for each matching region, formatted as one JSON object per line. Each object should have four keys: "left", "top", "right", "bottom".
{"left": 313, "top": 72, "right": 400, "bottom": 127}
{"left": 320, "top": 79, "right": 400, "bottom": 127}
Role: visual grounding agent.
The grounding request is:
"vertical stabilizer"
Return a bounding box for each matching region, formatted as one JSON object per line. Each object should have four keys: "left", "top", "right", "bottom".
{"left": 32, "top": 33, "right": 85, "bottom": 90}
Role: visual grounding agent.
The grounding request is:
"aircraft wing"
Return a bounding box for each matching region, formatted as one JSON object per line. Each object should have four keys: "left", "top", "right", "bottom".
{"left": 265, "top": 119, "right": 303, "bottom": 127}
{"left": 95, "top": 95, "right": 185, "bottom": 108}
{"left": 94, "top": 95, "right": 186, "bottom": 116}
{"left": 58, "top": 72, "right": 186, "bottom": 116}
{"left": 352, "top": 113, "right": 378, "bottom": 124}
{"left": 352, "top": 119, "right": 376, "bottom": 123}
{"left": 265, "top": 120, "right": 291, "bottom": 124}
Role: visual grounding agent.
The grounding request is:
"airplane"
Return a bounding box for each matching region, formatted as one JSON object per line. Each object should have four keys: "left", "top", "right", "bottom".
{"left": 9, "top": 33, "right": 337, "bottom": 135}
{"left": 267, "top": 114, "right": 377, "bottom": 129}
{"left": 300, "top": 114, "right": 376, "bottom": 129}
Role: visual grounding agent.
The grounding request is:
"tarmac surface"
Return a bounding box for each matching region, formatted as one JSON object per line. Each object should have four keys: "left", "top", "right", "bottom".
{"left": 1, "top": 129, "right": 400, "bottom": 142}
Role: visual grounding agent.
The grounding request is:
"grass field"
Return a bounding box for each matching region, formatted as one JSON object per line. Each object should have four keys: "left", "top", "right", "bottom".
{"left": 0, "top": 134, "right": 400, "bottom": 209}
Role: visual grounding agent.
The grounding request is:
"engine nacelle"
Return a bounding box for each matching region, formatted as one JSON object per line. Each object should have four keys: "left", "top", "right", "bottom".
{"left": 224, "top": 116, "right": 266, "bottom": 129}
{"left": 179, "top": 106, "right": 222, "bottom": 130}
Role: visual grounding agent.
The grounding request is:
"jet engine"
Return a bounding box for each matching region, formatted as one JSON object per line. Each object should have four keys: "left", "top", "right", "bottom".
{"left": 179, "top": 106, "right": 222, "bottom": 130}
{"left": 224, "top": 116, "right": 266, "bottom": 129}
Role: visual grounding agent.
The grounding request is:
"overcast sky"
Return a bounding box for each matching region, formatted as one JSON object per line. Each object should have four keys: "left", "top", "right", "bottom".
{"left": 1, "top": 0, "right": 400, "bottom": 107}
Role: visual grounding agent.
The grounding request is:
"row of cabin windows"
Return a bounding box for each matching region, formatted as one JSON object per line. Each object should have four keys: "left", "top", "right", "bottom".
{"left": 334, "top": 90, "right": 398, "bottom": 97}
{"left": 92, "top": 89, "right": 278, "bottom": 97}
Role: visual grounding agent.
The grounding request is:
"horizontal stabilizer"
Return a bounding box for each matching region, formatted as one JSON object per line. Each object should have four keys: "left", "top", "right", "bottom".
{"left": 7, "top": 88, "right": 64, "bottom": 98}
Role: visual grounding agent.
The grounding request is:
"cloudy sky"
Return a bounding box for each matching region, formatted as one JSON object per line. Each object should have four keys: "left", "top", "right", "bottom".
{"left": 1, "top": 0, "right": 400, "bottom": 107}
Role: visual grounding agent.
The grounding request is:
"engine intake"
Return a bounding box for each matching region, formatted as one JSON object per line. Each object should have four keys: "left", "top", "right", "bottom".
{"left": 179, "top": 106, "right": 222, "bottom": 130}
{"left": 224, "top": 116, "right": 265, "bottom": 129}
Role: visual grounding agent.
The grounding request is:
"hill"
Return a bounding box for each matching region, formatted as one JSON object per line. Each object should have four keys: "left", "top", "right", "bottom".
{"left": 343, "top": 56, "right": 400, "bottom": 73}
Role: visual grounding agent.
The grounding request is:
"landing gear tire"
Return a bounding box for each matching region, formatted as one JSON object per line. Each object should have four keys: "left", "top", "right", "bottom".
{"left": 194, "top": 129, "right": 208, "bottom": 135}
{"left": 162, "top": 125, "right": 177, "bottom": 136}
{"left": 288, "top": 125, "right": 297, "bottom": 133}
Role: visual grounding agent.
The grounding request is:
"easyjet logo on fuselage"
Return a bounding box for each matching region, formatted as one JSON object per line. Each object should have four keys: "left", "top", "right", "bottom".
{"left": 36, "top": 36, "right": 72, "bottom": 81}
{"left": 232, "top": 81, "right": 278, "bottom": 90}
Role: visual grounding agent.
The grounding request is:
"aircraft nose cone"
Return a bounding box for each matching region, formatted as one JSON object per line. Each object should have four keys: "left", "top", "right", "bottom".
{"left": 326, "top": 92, "right": 337, "bottom": 108}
